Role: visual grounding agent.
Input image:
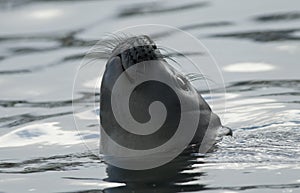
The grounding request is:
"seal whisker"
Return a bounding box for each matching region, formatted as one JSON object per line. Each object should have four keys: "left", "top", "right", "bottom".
{"left": 156, "top": 46, "right": 183, "bottom": 68}
{"left": 78, "top": 51, "right": 109, "bottom": 71}
{"left": 91, "top": 33, "right": 139, "bottom": 59}
{"left": 79, "top": 57, "right": 104, "bottom": 70}
{"left": 185, "top": 72, "right": 212, "bottom": 82}
{"left": 185, "top": 73, "right": 206, "bottom": 81}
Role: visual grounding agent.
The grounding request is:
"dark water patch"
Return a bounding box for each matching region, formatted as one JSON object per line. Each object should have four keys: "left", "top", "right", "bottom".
{"left": 0, "top": 30, "right": 93, "bottom": 48}
{"left": 0, "top": 34, "right": 101, "bottom": 75}
{"left": 80, "top": 133, "right": 99, "bottom": 140}
{"left": 0, "top": 34, "right": 96, "bottom": 57}
{"left": 0, "top": 93, "right": 99, "bottom": 128}
{"left": 63, "top": 53, "right": 86, "bottom": 62}
{"left": 118, "top": 1, "right": 209, "bottom": 18}
{"left": 63, "top": 177, "right": 102, "bottom": 181}
{"left": 0, "top": 92, "right": 98, "bottom": 127}
{"left": 226, "top": 80, "right": 300, "bottom": 92}
{"left": 0, "top": 69, "right": 31, "bottom": 75}
{"left": 65, "top": 190, "right": 104, "bottom": 193}
{"left": 0, "top": 0, "right": 99, "bottom": 10}
{"left": 4, "top": 162, "right": 85, "bottom": 174}
{"left": 206, "top": 183, "right": 300, "bottom": 191}
{"left": 0, "top": 52, "right": 90, "bottom": 75}
{"left": 211, "top": 28, "right": 300, "bottom": 42}
{"left": 254, "top": 11, "right": 300, "bottom": 22}
{"left": 0, "top": 99, "right": 73, "bottom": 108}
{"left": 196, "top": 79, "right": 300, "bottom": 95}
{"left": 59, "top": 35, "right": 98, "bottom": 48}
{"left": 0, "top": 152, "right": 101, "bottom": 174}
{"left": 0, "top": 34, "right": 62, "bottom": 43}
{"left": 65, "top": 182, "right": 300, "bottom": 193}
{"left": 102, "top": 184, "right": 206, "bottom": 193}
{"left": 259, "top": 92, "right": 300, "bottom": 97}
{"left": 151, "top": 21, "right": 233, "bottom": 39}
{"left": 0, "top": 40, "right": 60, "bottom": 61}
{"left": 163, "top": 51, "right": 205, "bottom": 58}
{"left": 16, "top": 129, "right": 45, "bottom": 139}
{"left": 181, "top": 21, "right": 233, "bottom": 31}
{"left": 0, "top": 0, "right": 31, "bottom": 9}
{"left": 0, "top": 31, "right": 98, "bottom": 63}
{"left": 100, "top": 146, "right": 206, "bottom": 193}
{"left": 288, "top": 100, "right": 300, "bottom": 104}
{"left": 0, "top": 112, "right": 71, "bottom": 128}
{"left": 239, "top": 122, "right": 285, "bottom": 130}
{"left": 9, "top": 47, "right": 58, "bottom": 55}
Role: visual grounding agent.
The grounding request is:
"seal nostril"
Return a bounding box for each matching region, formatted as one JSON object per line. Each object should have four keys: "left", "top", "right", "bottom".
{"left": 118, "top": 42, "right": 160, "bottom": 66}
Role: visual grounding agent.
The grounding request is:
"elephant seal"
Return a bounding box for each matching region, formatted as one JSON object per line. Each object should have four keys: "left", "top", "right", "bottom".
{"left": 99, "top": 35, "right": 231, "bottom": 170}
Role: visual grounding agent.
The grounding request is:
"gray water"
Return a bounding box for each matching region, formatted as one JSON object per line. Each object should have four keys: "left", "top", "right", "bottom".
{"left": 0, "top": 0, "right": 300, "bottom": 192}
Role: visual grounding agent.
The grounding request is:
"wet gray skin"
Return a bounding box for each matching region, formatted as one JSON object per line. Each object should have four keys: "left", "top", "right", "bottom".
{"left": 100, "top": 35, "right": 230, "bottom": 155}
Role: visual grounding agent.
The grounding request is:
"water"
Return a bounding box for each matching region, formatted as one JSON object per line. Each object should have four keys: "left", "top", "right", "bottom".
{"left": 0, "top": 0, "right": 300, "bottom": 192}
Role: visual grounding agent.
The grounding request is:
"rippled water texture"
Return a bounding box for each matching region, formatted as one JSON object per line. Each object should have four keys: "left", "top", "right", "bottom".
{"left": 0, "top": 0, "right": 300, "bottom": 192}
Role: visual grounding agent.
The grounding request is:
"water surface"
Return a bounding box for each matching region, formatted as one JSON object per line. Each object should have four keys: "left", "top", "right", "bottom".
{"left": 0, "top": 0, "right": 300, "bottom": 192}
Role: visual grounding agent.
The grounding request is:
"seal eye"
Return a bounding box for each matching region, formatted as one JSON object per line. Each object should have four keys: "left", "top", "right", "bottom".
{"left": 176, "top": 76, "right": 189, "bottom": 91}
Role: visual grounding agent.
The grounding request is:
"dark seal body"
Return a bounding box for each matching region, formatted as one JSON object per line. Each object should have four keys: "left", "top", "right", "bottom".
{"left": 99, "top": 35, "right": 230, "bottom": 169}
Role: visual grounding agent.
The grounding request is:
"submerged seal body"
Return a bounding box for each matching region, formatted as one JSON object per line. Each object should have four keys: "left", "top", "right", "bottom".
{"left": 99, "top": 35, "right": 229, "bottom": 169}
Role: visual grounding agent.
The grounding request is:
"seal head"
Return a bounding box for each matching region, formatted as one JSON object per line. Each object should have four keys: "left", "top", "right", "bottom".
{"left": 100, "top": 35, "right": 229, "bottom": 164}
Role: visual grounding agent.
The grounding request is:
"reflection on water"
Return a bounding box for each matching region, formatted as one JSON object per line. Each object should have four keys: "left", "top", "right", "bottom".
{"left": 118, "top": 1, "right": 209, "bottom": 17}
{"left": 0, "top": 122, "right": 81, "bottom": 148}
{"left": 0, "top": 80, "right": 299, "bottom": 192}
{"left": 103, "top": 146, "right": 206, "bottom": 193}
{"left": 0, "top": 0, "right": 300, "bottom": 192}
{"left": 30, "top": 9, "right": 62, "bottom": 20}
{"left": 223, "top": 62, "right": 275, "bottom": 72}
{"left": 254, "top": 11, "right": 300, "bottom": 22}
{"left": 212, "top": 28, "right": 300, "bottom": 42}
{"left": 0, "top": 152, "right": 100, "bottom": 174}
{"left": 276, "top": 44, "right": 299, "bottom": 53}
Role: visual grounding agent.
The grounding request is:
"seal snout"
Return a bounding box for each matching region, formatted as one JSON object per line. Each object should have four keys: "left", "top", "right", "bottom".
{"left": 111, "top": 35, "right": 162, "bottom": 70}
